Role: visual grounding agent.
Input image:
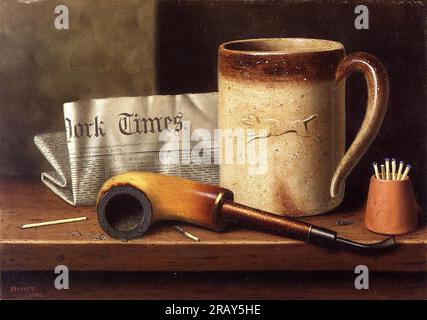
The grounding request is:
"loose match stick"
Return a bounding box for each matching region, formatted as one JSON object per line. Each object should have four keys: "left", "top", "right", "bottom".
{"left": 396, "top": 161, "right": 404, "bottom": 180}
{"left": 380, "top": 164, "right": 385, "bottom": 180}
{"left": 400, "top": 164, "right": 411, "bottom": 181}
{"left": 391, "top": 158, "right": 397, "bottom": 180}
{"left": 373, "top": 162, "right": 380, "bottom": 179}
{"left": 20, "top": 216, "right": 87, "bottom": 229}
{"left": 174, "top": 225, "right": 200, "bottom": 241}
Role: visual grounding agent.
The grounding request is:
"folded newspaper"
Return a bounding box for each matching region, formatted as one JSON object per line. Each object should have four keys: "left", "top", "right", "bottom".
{"left": 34, "top": 93, "right": 219, "bottom": 206}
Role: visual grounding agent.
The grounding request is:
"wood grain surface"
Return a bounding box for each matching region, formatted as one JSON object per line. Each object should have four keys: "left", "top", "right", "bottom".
{"left": 2, "top": 271, "right": 426, "bottom": 300}
{"left": 1, "top": 180, "right": 426, "bottom": 272}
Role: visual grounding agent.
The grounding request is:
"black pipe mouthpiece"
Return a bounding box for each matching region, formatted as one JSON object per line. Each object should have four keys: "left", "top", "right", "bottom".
{"left": 308, "top": 226, "right": 396, "bottom": 253}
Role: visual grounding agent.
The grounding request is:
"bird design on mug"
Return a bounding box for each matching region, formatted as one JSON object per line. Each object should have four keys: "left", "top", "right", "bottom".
{"left": 241, "top": 113, "right": 322, "bottom": 143}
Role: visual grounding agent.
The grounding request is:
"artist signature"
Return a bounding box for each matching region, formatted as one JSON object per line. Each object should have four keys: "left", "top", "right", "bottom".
{"left": 8, "top": 286, "right": 44, "bottom": 298}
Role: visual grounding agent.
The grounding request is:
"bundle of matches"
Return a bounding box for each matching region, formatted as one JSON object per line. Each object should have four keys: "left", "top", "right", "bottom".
{"left": 372, "top": 158, "right": 411, "bottom": 181}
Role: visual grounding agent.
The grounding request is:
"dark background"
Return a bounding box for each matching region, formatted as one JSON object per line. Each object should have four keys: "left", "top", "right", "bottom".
{"left": 0, "top": 0, "right": 425, "bottom": 209}
{"left": 155, "top": 0, "right": 426, "bottom": 209}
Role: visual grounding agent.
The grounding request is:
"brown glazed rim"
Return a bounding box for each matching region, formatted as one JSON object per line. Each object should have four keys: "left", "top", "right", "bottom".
{"left": 219, "top": 38, "right": 344, "bottom": 55}
{"left": 218, "top": 38, "right": 346, "bottom": 82}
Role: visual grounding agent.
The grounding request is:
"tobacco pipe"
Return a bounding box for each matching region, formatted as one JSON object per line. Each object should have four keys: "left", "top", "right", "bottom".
{"left": 96, "top": 172, "right": 395, "bottom": 252}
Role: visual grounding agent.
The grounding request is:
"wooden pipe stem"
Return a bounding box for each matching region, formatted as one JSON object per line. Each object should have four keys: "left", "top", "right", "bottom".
{"left": 221, "top": 201, "right": 311, "bottom": 242}
{"left": 220, "top": 201, "right": 396, "bottom": 252}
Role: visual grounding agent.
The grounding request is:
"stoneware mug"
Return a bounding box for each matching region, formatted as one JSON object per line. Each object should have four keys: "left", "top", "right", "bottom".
{"left": 218, "top": 38, "right": 389, "bottom": 216}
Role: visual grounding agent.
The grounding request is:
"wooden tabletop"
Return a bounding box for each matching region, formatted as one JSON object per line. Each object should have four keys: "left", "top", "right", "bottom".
{"left": 1, "top": 180, "right": 426, "bottom": 272}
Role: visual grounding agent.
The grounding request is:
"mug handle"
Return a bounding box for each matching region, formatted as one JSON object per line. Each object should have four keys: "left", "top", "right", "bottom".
{"left": 330, "top": 52, "right": 389, "bottom": 198}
